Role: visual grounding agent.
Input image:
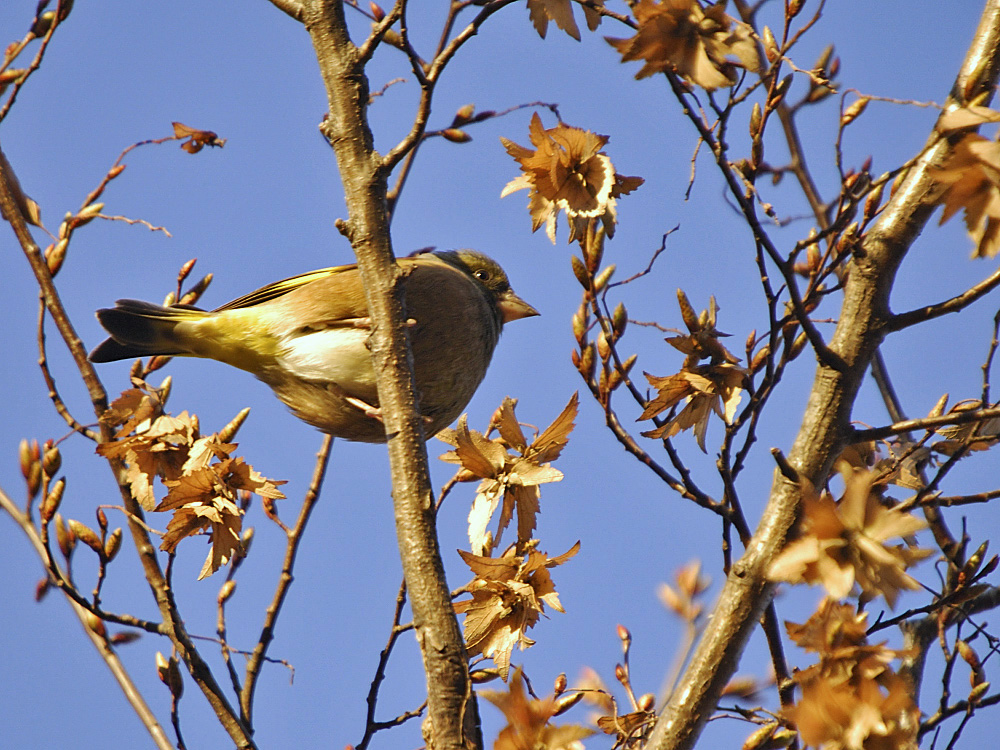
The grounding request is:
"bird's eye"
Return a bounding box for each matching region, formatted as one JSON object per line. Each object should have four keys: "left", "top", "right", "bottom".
{"left": 474, "top": 269, "right": 490, "bottom": 281}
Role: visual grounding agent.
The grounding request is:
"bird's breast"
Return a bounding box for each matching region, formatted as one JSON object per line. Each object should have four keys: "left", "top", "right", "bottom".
{"left": 278, "top": 327, "right": 375, "bottom": 391}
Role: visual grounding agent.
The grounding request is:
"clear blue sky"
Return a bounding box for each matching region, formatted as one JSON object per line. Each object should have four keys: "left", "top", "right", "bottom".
{"left": 2, "top": 1, "right": 997, "bottom": 748}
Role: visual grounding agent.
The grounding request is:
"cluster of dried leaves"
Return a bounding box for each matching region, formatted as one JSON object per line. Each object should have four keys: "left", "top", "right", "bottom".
{"left": 441, "top": 395, "right": 579, "bottom": 680}
{"left": 778, "top": 601, "right": 920, "bottom": 750}
{"left": 640, "top": 290, "right": 747, "bottom": 452}
{"left": 606, "top": 0, "right": 761, "bottom": 91}
{"left": 96, "top": 378, "right": 285, "bottom": 579}
{"left": 933, "top": 104, "right": 1000, "bottom": 258}
{"left": 501, "top": 113, "right": 643, "bottom": 244}
{"left": 480, "top": 667, "right": 592, "bottom": 750}
{"left": 768, "top": 467, "right": 930, "bottom": 607}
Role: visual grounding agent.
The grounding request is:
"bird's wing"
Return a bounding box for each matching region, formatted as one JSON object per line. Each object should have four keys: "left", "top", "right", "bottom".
{"left": 212, "top": 264, "right": 357, "bottom": 312}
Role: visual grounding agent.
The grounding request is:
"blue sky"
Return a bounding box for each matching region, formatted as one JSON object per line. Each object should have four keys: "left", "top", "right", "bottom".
{"left": 2, "top": 1, "right": 998, "bottom": 748}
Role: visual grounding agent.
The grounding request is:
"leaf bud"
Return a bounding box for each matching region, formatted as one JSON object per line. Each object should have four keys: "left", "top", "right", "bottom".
{"left": 751, "top": 345, "right": 771, "bottom": 374}
{"left": 42, "top": 442, "right": 61, "bottom": 477}
{"left": 451, "top": 103, "right": 475, "bottom": 127}
{"left": 614, "top": 663, "right": 627, "bottom": 684}
{"left": 612, "top": 302, "right": 628, "bottom": 338}
{"left": 578, "top": 343, "right": 596, "bottom": 380}
{"left": 617, "top": 623, "right": 631, "bottom": 643}
{"left": 957, "top": 640, "right": 981, "bottom": 672}
{"left": 553, "top": 672, "right": 567, "bottom": 695}
{"left": 593, "top": 264, "right": 616, "bottom": 292}
{"left": 597, "top": 331, "right": 611, "bottom": 362}
{"left": 86, "top": 612, "right": 108, "bottom": 638}
{"left": 156, "top": 652, "right": 184, "bottom": 699}
{"left": 45, "top": 238, "right": 69, "bottom": 276}
{"left": 570, "top": 254, "right": 590, "bottom": 289}
{"left": 970, "top": 680, "right": 990, "bottom": 703}
{"left": 55, "top": 513, "right": 76, "bottom": 559}
{"left": 177, "top": 258, "right": 197, "bottom": 283}
{"left": 74, "top": 202, "right": 105, "bottom": 227}
{"left": 179, "top": 273, "right": 215, "bottom": 306}
{"left": 217, "top": 407, "right": 251, "bottom": 443}
{"left": 108, "top": 164, "right": 127, "bottom": 179}
{"left": 980, "top": 554, "right": 999, "bottom": 578}
{"left": 572, "top": 308, "right": 589, "bottom": 343}
{"left": 441, "top": 128, "right": 471, "bottom": 144}
{"left": 369, "top": 1, "right": 385, "bottom": 21}
{"left": 768, "top": 74, "right": 793, "bottom": 108}
{"left": 218, "top": 579, "right": 237, "bottom": 604}
{"left": 35, "top": 577, "right": 52, "bottom": 602}
{"left": 104, "top": 528, "right": 123, "bottom": 562}
{"left": 96, "top": 507, "right": 109, "bottom": 533}
{"left": 789, "top": 331, "right": 808, "bottom": 360}
{"left": 788, "top": 0, "right": 805, "bottom": 17}
{"left": 637, "top": 693, "right": 655, "bottom": 712}
{"left": 761, "top": 26, "right": 779, "bottom": 63}
{"left": 553, "top": 691, "right": 584, "bottom": 716}
{"left": 68, "top": 519, "right": 104, "bottom": 558}
{"left": 749, "top": 102, "right": 762, "bottom": 138}
{"left": 841, "top": 97, "right": 869, "bottom": 127}
{"left": 863, "top": 180, "right": 885, "bottom": 222}
{"left": 742, "top": 721, "right": 779, "bottom": 750}
{"left": 110, "top": 631, "right": 142, "bottom": 646}
{"left": 470, "top": 668, "right": 501, "bottom": 684}
{"left": 41, "top": 478, "right": 65, "bottom": 523}
{"left": 26, "top": 461, "right": 42, "bottom": 499}
{"left": 814, "top": 45, "right": 834, "bottom": 75}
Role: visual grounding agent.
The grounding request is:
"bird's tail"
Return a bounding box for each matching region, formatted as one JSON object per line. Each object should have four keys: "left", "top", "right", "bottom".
{"left": 89, "top": 300, "right": 208, "bottom": 362}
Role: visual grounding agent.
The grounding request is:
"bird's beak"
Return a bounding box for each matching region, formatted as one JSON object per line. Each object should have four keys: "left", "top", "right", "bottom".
{"left": 498, "top": 290, "right": 540, "bottom": 323}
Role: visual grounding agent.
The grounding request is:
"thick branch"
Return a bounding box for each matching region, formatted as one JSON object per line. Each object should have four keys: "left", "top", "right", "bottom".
{"left": 300, "top": 2, "right": 480, "bottom": 747}
{"left": 646, "top": 4, "right": 1000, "bottom": 749}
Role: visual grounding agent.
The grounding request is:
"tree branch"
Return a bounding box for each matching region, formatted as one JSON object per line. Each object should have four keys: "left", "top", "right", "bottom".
{"left": 299, "top": 1, "right": 481, "bottom": 747}
{"left": 646, "top": 3, "right": 1000, "bottom": 749}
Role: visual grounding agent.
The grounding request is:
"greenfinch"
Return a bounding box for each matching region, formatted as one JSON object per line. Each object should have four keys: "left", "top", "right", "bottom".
{"left": 89, "top": 250, "right": 538, "bottom": 442}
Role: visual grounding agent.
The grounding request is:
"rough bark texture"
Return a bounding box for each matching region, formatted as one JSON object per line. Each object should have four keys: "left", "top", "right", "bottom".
{"left": 646, "top": 3, "right": 1000, "bottom": 749}
{"left": 301, "top": 2, "right": 481, "bottom": 747}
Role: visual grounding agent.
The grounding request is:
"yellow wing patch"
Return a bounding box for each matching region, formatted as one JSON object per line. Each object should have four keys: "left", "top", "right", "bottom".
{"left": 212, "top": 265, "right": 355, "bottom": 312}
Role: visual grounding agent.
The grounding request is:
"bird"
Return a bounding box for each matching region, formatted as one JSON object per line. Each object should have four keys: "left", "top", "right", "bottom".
{"left": 89, "top": 249, "right": 538, "bottom": 442}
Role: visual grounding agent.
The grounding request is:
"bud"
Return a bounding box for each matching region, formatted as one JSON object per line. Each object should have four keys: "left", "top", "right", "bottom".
{"left": 970, "top": 680, "right": 991, "bottom": 703}
{"left": 441, "top": 128, "right": 471, "bottom": 144}
{"left": 41, "top": 478, "right": 65, "bottom": 523}
{"left": 637, "top": 693, "right": 655, "bottom": 712}
{"left": 178, "top": 273, "right": 213, "bottom": 306}
{"left": 618, "top": 353, "right": 637, "bottom": 380}
{"left": 841, "top": 97, "right": 869, "bottom": 127}
{"left": 470, "top": 668, "right": 501, "bottom": 684}
{"left": 749, "top": 102, "right": 762, "bottom": 138}
{"left": 86, "top": 612, "right": 108, "bottom": 638}
{"left": 96, "top": 507, "right": 109, "bottom": 533}
{"left": 45, "top": 238, "right": 69, "bottom": 276}
{"left": 789, "top": 331, "right": 808, "bottom": 360}
{"left": 612, "top": 303, "right": 628, "bottom": 338}
{"left": 68, "top": 519, "right": 104, "bottom": 558}
{"left": 553, "top": 673, "right": 567, "bottom": 695}
{"left": 570, "top": 254, "right": 590, "bottom": 289}
{"left": 218, "top": 407, "right": 251, "bottom": 443}
{"left": 156, "top": 652, "right": 184, "bottom": 699}
{"left": 578, "top": 343, "right": 596, "bottom": 381}
{"left": 553, "top": 691, "right": 584, "bottom": 716}
{"left": 751, "top": 345, "right": 771, "bottom": 374}
{"left": 55, "top": 513, "right": 76, "bottom": 559}
{"left": 572, "top": 308, "right": 589, "bottom": 343}
{"left": 593, "top": 264, "right": 616, "bottom": 292}
{"left": 108, "top": 164, "right": 127, "bottom": 179}
{"left": 19, "top": 438, "right": 39, "bottom": 479}
{"left": 177, "top": 258, "right": 197, "bottom": 284}
{"left": 35, "top": 578, "right": 51, "bottom": 602}
{"left": 42, "top": 442, "right": 61, "bottom": 477}
{"left": 104, "top": 528, "right": 123, "bottom": 562}
{"left": 74, "top": 202, "right": 105, "bottom": 227}
{"left": 110, "top": 631, "right": 142, "bottom": 646}
{"left": 451, "top": 103, "right": 475, "bottom": 127}
{"left": 614, "top": 663, "right": 627, "bottom": 684}
{"left": 617, "top": 623, "right": 631, "bottom": 644}
{"left": 761, "top": 26, "right": 779, "bottom": 63}
{"left": 369, "top": 1, "right": 385, "bottom": 21}
{"left": 742, "top": 721, "right": 779, "bottom": 750}
{"left": 218, "top": 580, "right": 237, "bottom": 604}
{"left": 863, "top": 179, "right": 886, "bottom": 223}
{"left": 596, "top": 331, "right": 611, "bottom": 362}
